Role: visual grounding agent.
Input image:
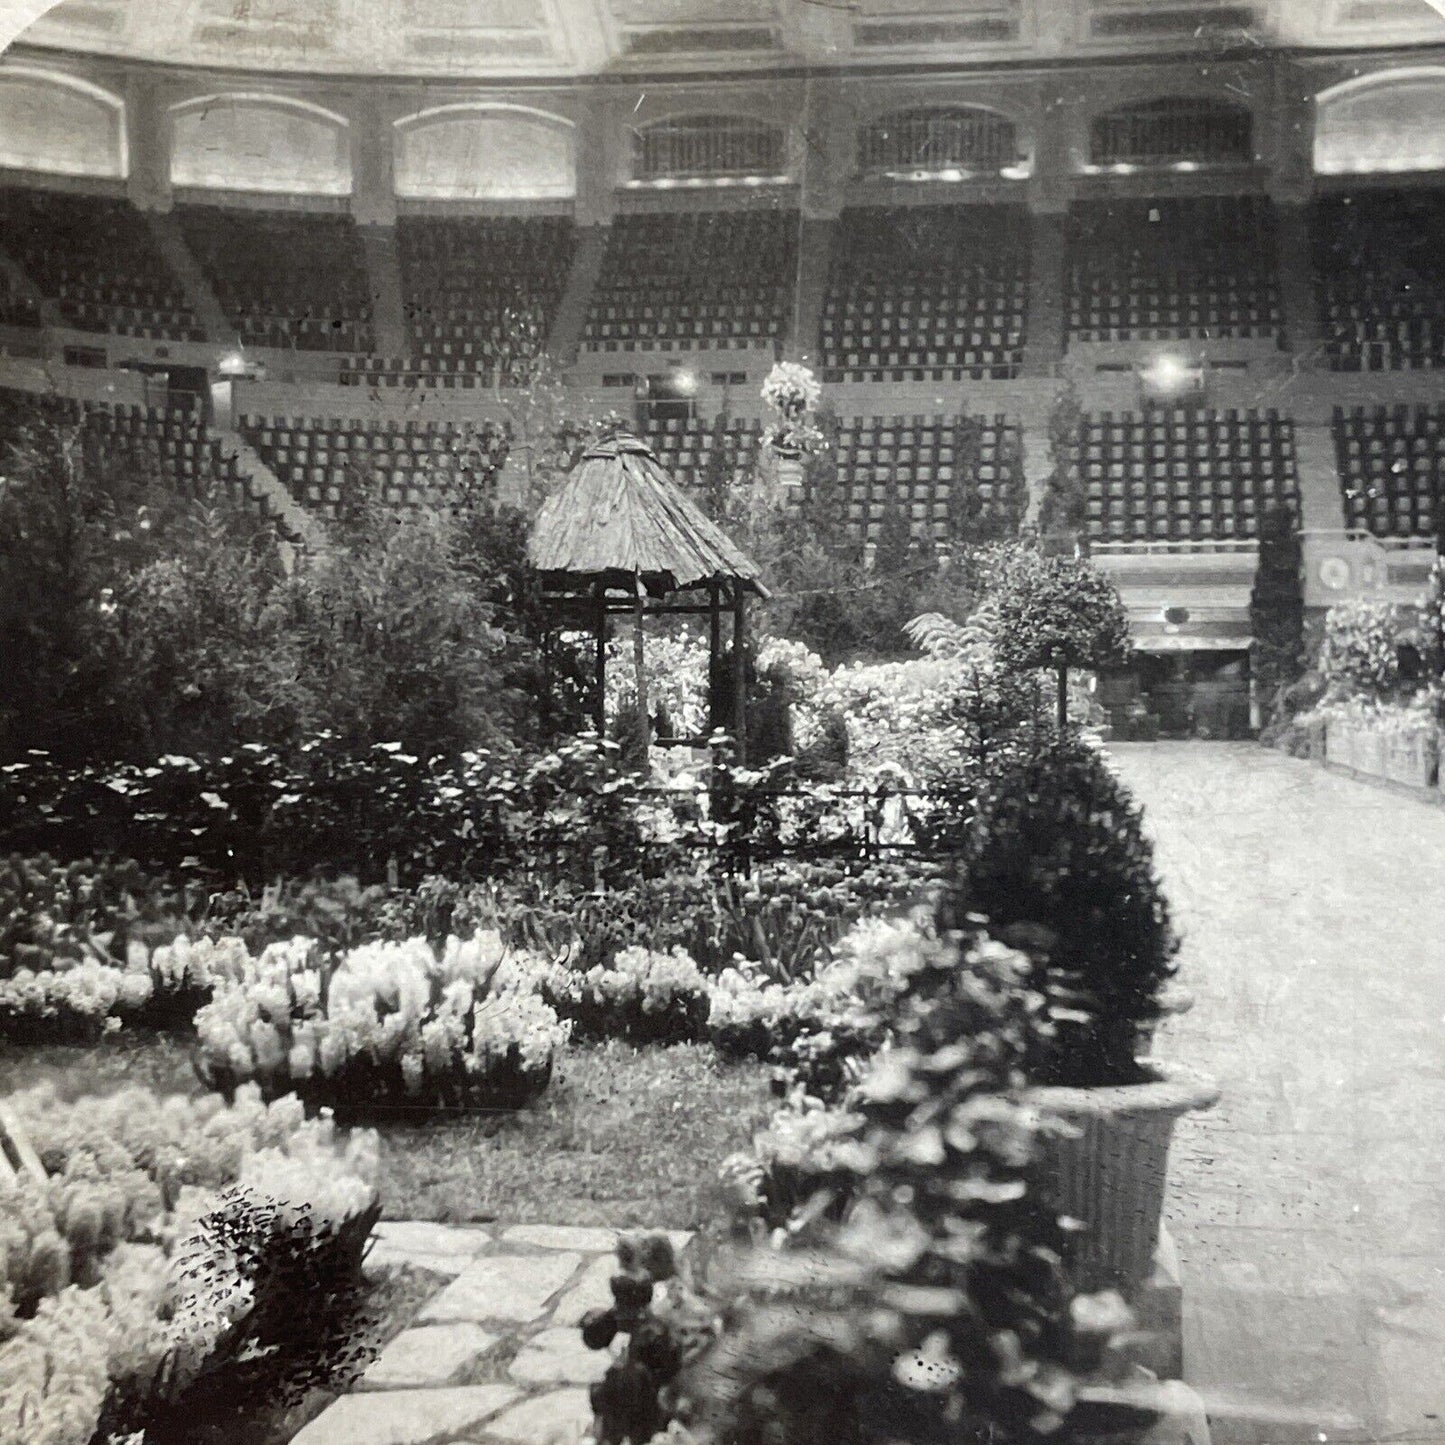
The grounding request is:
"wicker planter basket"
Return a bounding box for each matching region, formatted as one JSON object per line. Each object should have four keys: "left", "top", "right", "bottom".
{"left": 1026, "top": 1061, "right": 1220, "bottom": 1294}
{"left": 1383, "top": 732, "right": 1437, "bottom": 789}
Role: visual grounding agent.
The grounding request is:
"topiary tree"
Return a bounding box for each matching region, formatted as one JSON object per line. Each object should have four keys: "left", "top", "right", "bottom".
{"left": 1249, "top": 506, "right": 1305, "bottom": 735}
{"left": 945, "top": 734, "right": 1178, "bottom": 1085}
{"left": 990, "top": 551, "right": 1130, "bottom": 731}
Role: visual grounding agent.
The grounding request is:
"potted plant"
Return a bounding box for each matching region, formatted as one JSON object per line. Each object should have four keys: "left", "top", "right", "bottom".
{"left": 944, "top": 735, "right": 1218, "bottom": 1293}
{"left": 759, "top": 362, "right": 826, "bottom": 486}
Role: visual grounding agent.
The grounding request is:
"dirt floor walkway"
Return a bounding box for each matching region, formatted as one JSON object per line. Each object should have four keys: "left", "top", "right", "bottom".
{"left": 1112, "top": 743, "right": 1445, "bottom": 1445}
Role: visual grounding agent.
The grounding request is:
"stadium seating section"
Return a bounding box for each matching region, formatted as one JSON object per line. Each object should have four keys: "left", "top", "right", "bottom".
{"left": 820, "top": 205, "right": 1029, "bottom": 382}
{"left": 0, "top": 187, "right": 202, "bottom": 341}
{"left": 237, "top": 412, "right": 509, "bottom": 517}
{"left": 392, "top": 214, "right": 574, "bottom": 385}
{"left": 1333, "top": 404, "right": 1442, "bottom": 539}
{"left": 582, "top": 210, "right": 795, "bottom": 352}
{"left": 0, "top": 271, "right": 40, "bottom": 329}
{"left": 1312, "top": 190, "right": 1445, "bottom": 372}
{"left": 85, "top": 395, "right": 244, "bottom": 500}
{"left": 1078, "top": 405, "right": 1299, "bottom": 542}
{"left": 1066, "top": 197, "right": 1282, "bottom": 344}
{"left": 639, "top": 411, "right": 762, "bottom": 488}
{"left": 835, "top": 413, "right": 1024, "bottom": 541}
{"left": 179, "top": 206, "right": 374, "bottom": 353}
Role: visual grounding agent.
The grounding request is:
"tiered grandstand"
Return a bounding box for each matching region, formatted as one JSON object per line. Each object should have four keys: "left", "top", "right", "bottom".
{"left": 1312, "top": 190, "right": 1445, "bottom": 372}
{"left": 639, "top": 412, "right": 762, "bottom": 489}
{"left": 86, "top": 396, "right": 243, "bottom": 499}
{"left": 582, "top": 209, "right": 796, "bottom": 352}
{"left": 1333, "top": 405, "right": 1442, "bottom": 538}
{"left": 1078, "top": 406, "right": 1299, "bottom": 543}
{"left": 1065, "top": 196, "right": 1282, "bottom": 344}
{"left": 379, "top": 214, "right": 576, "bottom": 387}
{"left": 178, "top": 206, "right": 374, "bottom": 353}
{"left": 0, "top": 187, "right": 202, "bottom": 341}
{"left": 820, "top": 205, "right": 1029, "bottom": 381}
{"left": 836, "top": 414, "right": 1024, "bottom": 541}
{"left": 236, "top": 413, "right": 510, "bottom": 517}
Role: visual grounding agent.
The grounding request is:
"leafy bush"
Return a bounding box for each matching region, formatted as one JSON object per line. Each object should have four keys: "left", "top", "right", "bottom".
{"left": 0, "top": 1085, "right": 380, "bottom": 1445}
{"left": 194, "top": 932, "right": 569, "bottom": 1118}
{"left": 946, "top": 736, "right": 1177, "bottom": 1084}
{"left": 586, "top": 921, "right": 1139, "bottom": 1445}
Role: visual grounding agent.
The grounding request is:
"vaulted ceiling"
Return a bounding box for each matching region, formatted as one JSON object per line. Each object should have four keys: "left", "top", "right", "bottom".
{"left": 7, "top": 0, "right": 1445, "bottom": 78}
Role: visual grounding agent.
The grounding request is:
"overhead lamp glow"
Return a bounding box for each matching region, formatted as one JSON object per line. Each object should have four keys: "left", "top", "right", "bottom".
{"left": 999, "top": 163, "right": 1032, "bottom": 181}
{"left": 1140, "top": 354, "right": 1194, "bottom": 393}
{"left": 217, "top": 351, "right": 248, "bottom": 377}
{"left": 671, "top": 368, "right": 699, "bottom": 397}
{"left": 1112, "top": 162, "right": 1137, "bottom": 175}
{"left": 1173, "top": 161, "right": 1200, "bottom": 172}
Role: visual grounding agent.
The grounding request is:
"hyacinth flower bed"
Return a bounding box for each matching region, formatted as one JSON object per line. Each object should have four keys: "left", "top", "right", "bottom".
{"left": 194, "top": 933, "right": 570, "bottom": 1122}
{"left": 0, "top": 1084, "right": 384, "bottom": 1445}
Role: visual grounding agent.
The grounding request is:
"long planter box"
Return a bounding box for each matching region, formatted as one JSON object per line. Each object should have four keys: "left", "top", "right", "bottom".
{"left": 1325, "top": 721, "right": 1356, "bottom": 772}
{"left": 1355, "top": 729, "right": 1385, "bottom": 777}
{"left": 1384, "top": 733, "right": 1438, "bottom": 789}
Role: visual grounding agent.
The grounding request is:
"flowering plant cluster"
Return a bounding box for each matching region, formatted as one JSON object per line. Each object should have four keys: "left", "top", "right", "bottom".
{"left": 1319, "top": 597, "right": 1407, "bottom": 702}
{"left": 760, "top": 362, "right": 827, "bottom": 458}
{"left": 605, "top": 627, "right": 713, "bottom": 743}
{"left": 194, "top": 930, "right": 570, "bottom": 1117}
{"left": 0, "top": 1084, "right": 380, "bottom": 1445}
{"left": 536, "top": 945, "right": 712, "bottom": 1046}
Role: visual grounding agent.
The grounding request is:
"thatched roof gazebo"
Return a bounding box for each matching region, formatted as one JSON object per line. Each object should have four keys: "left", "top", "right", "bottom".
{"left": 527, "top": 431, "right": 769, "bottom": 765}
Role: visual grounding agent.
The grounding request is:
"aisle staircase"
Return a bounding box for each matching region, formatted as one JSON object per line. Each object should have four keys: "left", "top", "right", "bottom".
{"left": 359, "top": 223, "right": 408, "bottom": 358}
{"left": 1022, "top": 214, "right": 1066, "bottom": 378}
{"left": 212, "top": 424, "right": 324, "bottom": 550}
{"left": 546, "top": 225, "right": 608, "bottom": 365}
{"left": 143, "top": 210, "right": 230, "bottom": 343}
{"left": 790, "top": 216, "right": 836, "bottom": 368}
{"left": 1291, "top": 421, "right": 1346, "bottom": 532}
{"left": 1273, "top": 203, "right": 1321, "bottom": 369}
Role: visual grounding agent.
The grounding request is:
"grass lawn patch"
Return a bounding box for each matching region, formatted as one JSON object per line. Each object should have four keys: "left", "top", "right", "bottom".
{"left": 378, "top": 1040, "right": 776, "bottom": 1229}
{"left": 0, "top": 1033, "right": 776, "bottom": 1230}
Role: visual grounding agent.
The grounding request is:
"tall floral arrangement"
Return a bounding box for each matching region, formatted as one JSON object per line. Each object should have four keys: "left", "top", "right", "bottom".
{"left": 760, "top": 363, "right": 826, "bottom": 459}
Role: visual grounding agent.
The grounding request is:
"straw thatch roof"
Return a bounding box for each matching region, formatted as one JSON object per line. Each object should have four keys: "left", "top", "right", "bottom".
{"left": 527, "top": 432, "right": 769, "bottom": 597}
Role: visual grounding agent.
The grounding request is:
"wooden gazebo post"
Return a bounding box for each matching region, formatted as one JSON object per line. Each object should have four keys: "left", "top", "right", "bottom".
{"left": 593, "top": 580, "right": 607, "bottom": 739}
{"left": 731, "top": 580, "right": 748, "bottom": 767}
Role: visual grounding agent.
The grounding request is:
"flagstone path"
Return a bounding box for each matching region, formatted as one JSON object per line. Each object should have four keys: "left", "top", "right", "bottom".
{"left": 294, "top": 1221, "right": 691, "bottom": 1445}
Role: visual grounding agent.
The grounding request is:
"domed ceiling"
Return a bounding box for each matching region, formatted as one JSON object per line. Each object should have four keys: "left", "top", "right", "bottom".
{"left": 3, "top": 0, "right": 1445, "bottom": 77}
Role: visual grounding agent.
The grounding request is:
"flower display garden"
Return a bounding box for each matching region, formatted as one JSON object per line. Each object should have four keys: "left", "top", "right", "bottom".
{"left": 12, "top": 362, "right": 1437, "bottom": 1445}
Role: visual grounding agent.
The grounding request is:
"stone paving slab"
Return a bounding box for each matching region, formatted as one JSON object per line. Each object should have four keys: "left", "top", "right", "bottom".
{"left": 481, "top": 1387, "right": 592, "bottom": 1444}
{"left": 367, "top": 1222, "right": 492, "bottom": 1278}
{"left": 303, "top": 1226, "right": 694, "bottom": 1445}
{"left": 420, "top": 1250, "right": 583, "bottom": 1325}
{"left": 292, "top": 1385, "right": 519, "bottom": 1445}
{"left": 360, "top": 1323, "right": 500, "bottom": 1390}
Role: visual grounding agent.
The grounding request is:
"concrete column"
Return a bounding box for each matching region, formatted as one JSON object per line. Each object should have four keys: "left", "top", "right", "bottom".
{"left": 573, "top": 91, "right": 617, "bottom": 228}
{"left": 1028, "top": 80, "right": 1073, "bottom": 217}
{"left": 1267, "top": 58, "right": 1317, "bottom": 208}
{"left": 799, "top": 78, "right": 847, "bottom": 222}
{"left": 125, "top": 74, "right": 172, "bottom": 212}
{"left": 350, "top": 92, "right": 396, "bottom": 225}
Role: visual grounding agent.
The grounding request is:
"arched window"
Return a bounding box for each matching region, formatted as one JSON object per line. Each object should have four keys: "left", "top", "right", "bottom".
{"left": 632, "top": 115, "right": 786, "bottom": 182}
{"left": 1314, "top": 70, "right": 1445, "bottom": 175}
{"left": 858, "top": 107, "right": 1019, "bottom": 174}
{"left": 394, "top": 106, "right": 575, "bottom": 200}
{"left": 1089, "top": 97, "right": 1253, "bottom": 168}
{"left": 170, "top": 94, "right": 351, "bottom": 194}
{"left": 0, "top": 66, "right": 126, "bottom": 178}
